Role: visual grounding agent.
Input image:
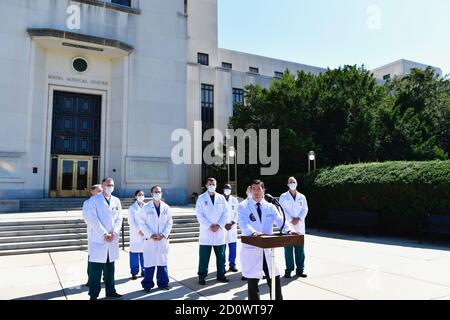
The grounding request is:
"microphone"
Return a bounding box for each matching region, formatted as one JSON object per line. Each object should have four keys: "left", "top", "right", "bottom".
{"left": 264, "top": 194, "right": 286, "bottom": 236}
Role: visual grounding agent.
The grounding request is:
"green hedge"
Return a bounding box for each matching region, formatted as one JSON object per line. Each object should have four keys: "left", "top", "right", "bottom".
{"left": 296, "top": 161, "right": 450, "bottom": 234}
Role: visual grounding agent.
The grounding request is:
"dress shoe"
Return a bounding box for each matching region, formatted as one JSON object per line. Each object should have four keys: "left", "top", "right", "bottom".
{"left": 106, "top": 293, "right": 123, "bottom": 299}
{"left": 284, "top": 272, "right": 292, "bottom": 279}
{"left": 131, "top": 275, "right": 138, "bottom": 280}
{"left": 229, "top": 267, "right": 238, "bottom": 272}
{"left": 159, "top": 285, "right": 172, "bottom": 290}
{"left": 217, "top": 277, "right": 229, "bottom": 283}
{"left": 199, "top": 279, "right": 206, "bottom": 285}
{"left": 296, "top": 272, "right": 307, "bottom": 278}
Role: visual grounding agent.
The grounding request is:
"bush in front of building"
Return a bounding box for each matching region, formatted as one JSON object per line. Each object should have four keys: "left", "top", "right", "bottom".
{"left": 297, "top": 160, "right": 450, "bottom": 234}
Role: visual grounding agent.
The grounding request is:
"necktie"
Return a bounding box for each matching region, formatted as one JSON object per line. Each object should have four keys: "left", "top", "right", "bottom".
{"left": 256, "top": 203, "right": 262, "bottom": 221}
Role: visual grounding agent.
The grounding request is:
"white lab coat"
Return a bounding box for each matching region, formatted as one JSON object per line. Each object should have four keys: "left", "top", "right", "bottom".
{"left": 128, "top": 201, "right": 145, "bottom": 253}
{"left": 279, "top": 191, "right": 308, "bottom": 235}
{"left": 139, "top": 201, "right": 173, "bottom": 268}
{"left": 195, "top": 192, "right": 228, "bottom": 246}
{"left": 82, "top": 193, "right": 123, "bottom": 263}
{"left": 237, "top": 198, "right": 291, "bottom": 279}
{"left": 224, "top": 195, "right": 239, "bottom": 244}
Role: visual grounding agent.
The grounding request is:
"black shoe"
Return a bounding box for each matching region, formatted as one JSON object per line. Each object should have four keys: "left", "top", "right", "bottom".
{"left": 262, "top": 276, "right": 267, "bottom": 280}
{"left": 296, "top": 272, "right": 308, "bottom": 278}
{"left": 159, "top": 285, "right": 172, "bottom": 291}
{"left": 144, "top": 288, "right": 152, "bottom": 293}
{"left": 84, "top": 282, "right": 89, "bottom": 287}
{"left": 217, "top": 277, "right": 229, "bottom": 283}
{"left": 90, "top": 296, "right": 98, "bottom": 301}
{"left": 229, "top": 267, "right": 238, "bottom": 273}
{"left": 106, "top": 293, "right": 123, "bottom": 299}
{"left": 284, "top": 272, "right": 292, "bottom": 279}
{"left": 241, "top": 276, "right": 248, "bottom": 281}
{"left": 199, "top": 279, "right": 206, "bottom": 285}
{"left": 131, "top": 275, "right": 138, "bottom": 280}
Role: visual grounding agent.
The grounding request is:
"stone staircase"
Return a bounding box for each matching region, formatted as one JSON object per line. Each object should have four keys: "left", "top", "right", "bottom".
{"left": 19, "top": 198, "right": 136, "bottom": 213}
{"left": 0, "top": 215, "right": 254, "bottom": 256}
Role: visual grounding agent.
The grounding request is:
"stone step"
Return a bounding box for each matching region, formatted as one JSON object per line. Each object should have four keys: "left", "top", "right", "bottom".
{"left": 0, "top": 226, "right": 203, "bottom": 241}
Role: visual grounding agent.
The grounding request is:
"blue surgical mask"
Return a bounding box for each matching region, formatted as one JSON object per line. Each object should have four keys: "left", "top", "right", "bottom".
{"left": 153, "top": 193, "right": 162, "bottom": 201}
{"left": 106, "top": 187, "right": 114, "bottom": 195}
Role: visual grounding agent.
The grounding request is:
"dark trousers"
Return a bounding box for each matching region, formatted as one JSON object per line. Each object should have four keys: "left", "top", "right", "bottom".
{"left": 141, "top": 266, "right": 169, "bottom": 290}
{"left": 284, "top": 245, "right": 305, "bottom": 274}
{"left": 88, "top": 255, "right": 116, "bottom": 298}
{"left": 248, "top": 253, "right": 283, "bottom": 300}
{"left": 198, "top": 245, "right": 226, "bottom": 280}
{"left": 129, "top": 252, "right": 145, "bottom": 276}
{"left": 224, "top": 242, "right": 237, "bottom": 268}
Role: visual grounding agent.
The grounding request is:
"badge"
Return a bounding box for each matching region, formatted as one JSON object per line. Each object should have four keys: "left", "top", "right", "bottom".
{"left": 249, "top": 213, "right": 257, "bottom": 222}
{"left": 232, "top": 205, "right": 234, "bottom": 210}
{"left": 205, "top": 201, "right": 208, "bottom": 206}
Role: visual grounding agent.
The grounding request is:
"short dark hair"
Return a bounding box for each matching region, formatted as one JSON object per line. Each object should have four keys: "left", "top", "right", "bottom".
{"left": 251, "top": 179, "right": 265, "bottom": 189}
{"left": 102, "top": 177, "right": 114, "bottom": 184}
{"left": 151, "top": 185, "right": 161, "bottom": 193}
{"left": 205, "top": 178, "right": 217, "bottom": 185}
{"left": 135, "top": 190, "right": 144, "bottom": 196}
{"left": 224, "top": 184, "right": 232, "bottom": 189}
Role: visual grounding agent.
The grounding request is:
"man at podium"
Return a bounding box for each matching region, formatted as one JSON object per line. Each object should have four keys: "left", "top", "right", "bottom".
{"left": 237, "top": 179, "right": 297, "bottom": 300}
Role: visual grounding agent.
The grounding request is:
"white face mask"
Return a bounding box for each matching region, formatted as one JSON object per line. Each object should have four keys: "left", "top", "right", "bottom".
{"left": 136, "top": 196, "right": 145, "bottom": 203}
{"left": 153, "top": 193, "right": 162, "bottom": 201}
{"left": 207, "top": 185, "right": 216, "bottom": 193}
{"left": 105, "top": 187, "right": 114, "bottom": 195}
{"left": 224, "top": 189, "right": 232, "bottom": 196}
{"left": 288, "top": 183, "right": 298, "bottom": 191}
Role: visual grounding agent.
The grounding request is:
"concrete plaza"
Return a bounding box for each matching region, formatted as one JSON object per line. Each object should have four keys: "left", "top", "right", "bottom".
{"left": 1, "top": 229, "right": 450, "bottom": 300}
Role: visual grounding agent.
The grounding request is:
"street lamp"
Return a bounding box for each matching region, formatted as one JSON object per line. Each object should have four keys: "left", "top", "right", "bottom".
{"left": 227, "top": 146, "right": 238, "bottom": 196}
{"left": 308, "top": 151, "right": 316, "bottom": 174}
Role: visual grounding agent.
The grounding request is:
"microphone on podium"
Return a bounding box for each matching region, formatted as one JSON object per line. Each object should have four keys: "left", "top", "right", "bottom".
{"left": 264, "top": 194, "right": 286, "bottom": 236}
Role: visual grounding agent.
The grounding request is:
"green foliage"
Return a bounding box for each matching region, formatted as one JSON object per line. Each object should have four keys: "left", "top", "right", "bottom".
{"left": 229, "top": 66, "right": 450, "bottom": 180}
{"left": 301, "top": 161, "right": 450, "bottom": 234}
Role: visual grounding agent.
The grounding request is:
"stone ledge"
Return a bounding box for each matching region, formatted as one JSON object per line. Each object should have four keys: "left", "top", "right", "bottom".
{"left": 71, "top": 0, "right": 141, "bottom": 15}
{"left": 27, "top": 28, "right": 134, "bottom": 53}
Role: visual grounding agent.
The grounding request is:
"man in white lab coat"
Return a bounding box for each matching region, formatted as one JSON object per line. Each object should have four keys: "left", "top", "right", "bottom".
{"left": 127, "top": 190, "right": 146, "bottom": 280}
{"left": 238, "top": 179, "right": 296, "bottom": 300}
{"left": 139, "top": 186, "right": 173, "bottom": 292}
{"left": 83, "top": 184, "right": 103, "bottom": 287}
{"left": 196, "top": 178, "right": 229, "bottom": 285}
{"left": 82, "top": 178, "right": 123, "bottom": 300}
{"left": 223, "top": 184, "right": 239, "bottom": 273}
{"left": 279, "top": 176, "right": 308, "bottom": 278}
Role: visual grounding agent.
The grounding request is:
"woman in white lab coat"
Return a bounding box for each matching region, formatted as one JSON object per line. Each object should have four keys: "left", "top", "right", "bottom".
{"left": 139, "top": 186, "right": 173, "bottom": 292}
{"left": 127, "top": 190, "right": 146, "bottom": 280}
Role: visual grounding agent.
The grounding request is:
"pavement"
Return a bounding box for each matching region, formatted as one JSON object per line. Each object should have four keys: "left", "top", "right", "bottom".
{"left": 1, "top": 229, "right": 450, "bottom": 300}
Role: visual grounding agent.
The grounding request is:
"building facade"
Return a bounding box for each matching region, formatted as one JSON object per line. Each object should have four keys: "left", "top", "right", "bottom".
{"left": 0, "top": 0, "right": 442, "bottom": 205}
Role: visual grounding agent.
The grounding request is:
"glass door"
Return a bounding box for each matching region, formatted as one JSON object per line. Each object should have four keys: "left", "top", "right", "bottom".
{"left": 57, "top": 156, "right": 93, "bottom": 197}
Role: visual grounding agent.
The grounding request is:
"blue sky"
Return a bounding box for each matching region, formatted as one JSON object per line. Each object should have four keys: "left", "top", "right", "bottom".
{"left": 218, "top": 0, "right": 450, "bottom": 75}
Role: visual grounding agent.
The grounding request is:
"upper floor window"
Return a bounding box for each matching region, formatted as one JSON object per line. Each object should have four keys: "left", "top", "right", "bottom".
{"left": 198, "top": 53, "right": 209, "bottom": 66}
{"left": 111, "top": 0, "right": 131, "bottom": 7}
{"left": 274, "top": 71, "right": 283, "bottom": 79}
{"left": 249, "top": 67, "right": 259, "bottom": 74}
{"left": 383, "top": 74, "right": 391, "bottom": 81}
{"left": 232, "top": 88, "right": 244, "bottom": 115}
{"left": 222, "top": 62, "right": 232, "bottom": 70}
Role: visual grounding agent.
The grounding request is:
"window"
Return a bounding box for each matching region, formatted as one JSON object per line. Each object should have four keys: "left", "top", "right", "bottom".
{"left": 222, "top": 62, "right": 232, "bottom": 70}
{"left": 72, "top": 57, "right": 89, "bottom": 73}
{"left": 383, "top": 74, "right": 391, "bottom": 81}
{"left": 111, "top": 0, "right": 131, "bottom": 6}
{"left": 249, "top": 67, "right": 259, "bottom": 74}
{"left": 198, "top": 53, "right": 209, "bottom": 66}
{"left": 184, "top": 0, "right": 188, "bottom": 15}
{"left": 232, "top": 88, "right": 244, "bottom": 115}
{"left": 274, "top": 71, "right": 283, "bottom": 79}
{"left": 201, "top": 84, "right": 214, "bottom": 183}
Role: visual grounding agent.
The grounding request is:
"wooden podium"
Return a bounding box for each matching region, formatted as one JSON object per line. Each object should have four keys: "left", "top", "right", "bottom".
{"left": 241, "top": 235, "right": 304, "bottom": 300}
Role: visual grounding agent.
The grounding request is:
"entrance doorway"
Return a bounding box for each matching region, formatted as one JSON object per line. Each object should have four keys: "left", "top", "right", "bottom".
{"left": 49, "top": 91, "right": 102, "bottom": 198}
